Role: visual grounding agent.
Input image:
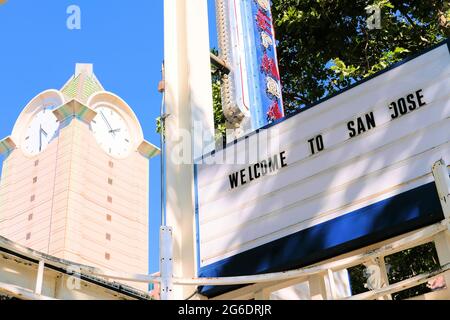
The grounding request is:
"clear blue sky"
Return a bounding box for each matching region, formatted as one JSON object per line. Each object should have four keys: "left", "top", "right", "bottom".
{"left": 0, "top": 0, "right": 218, "bottom": 274}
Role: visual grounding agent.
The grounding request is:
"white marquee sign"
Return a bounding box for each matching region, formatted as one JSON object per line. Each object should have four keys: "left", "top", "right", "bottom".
{"left": 194, "top": 42, "right": 450, "bottom": 297}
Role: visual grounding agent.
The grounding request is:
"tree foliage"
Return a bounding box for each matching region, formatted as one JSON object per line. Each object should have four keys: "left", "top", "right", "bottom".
{"left": 271, "top": 0, "right": 450, "bottom": 113}
{"left": 211, "top": 49, "right": 228, "bottom": 140}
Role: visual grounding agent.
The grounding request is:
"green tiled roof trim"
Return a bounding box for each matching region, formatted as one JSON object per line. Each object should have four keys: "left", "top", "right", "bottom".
{"left": 61, "top": 75, "right": 80, "bottom": 98}
{"left": 61, "top": 75, "right": 102, "bottom": 100}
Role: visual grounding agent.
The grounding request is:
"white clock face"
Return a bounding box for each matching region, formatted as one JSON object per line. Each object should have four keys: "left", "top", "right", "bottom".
{"left": 23, "top": 106, "right": 59, "bottom": 155}
{"left": 91, "top": 106, "right": 132, "bottom": 157}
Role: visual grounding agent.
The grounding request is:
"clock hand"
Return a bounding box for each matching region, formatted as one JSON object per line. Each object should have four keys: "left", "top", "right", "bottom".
{"left": 39, "top": 125, "right": 42, "bottom": 152}
{"left": 41, "top": 127, "right": 48, "bottom": 137}
{"left": 109, "top": 128, "right": 121, "bottom": 134}
{"left": 100, "top": 111, "right": 116, "bottom": 137}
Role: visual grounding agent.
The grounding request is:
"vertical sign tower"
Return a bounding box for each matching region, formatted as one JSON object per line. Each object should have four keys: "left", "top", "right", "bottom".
{"left": 216, "top": 0, "right": 284, "bottom": 138}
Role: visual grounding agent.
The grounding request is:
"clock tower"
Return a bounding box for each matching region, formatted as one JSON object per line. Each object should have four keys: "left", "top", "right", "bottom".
{"left": 0, "top": 64, "right": 159, "bottom": 291}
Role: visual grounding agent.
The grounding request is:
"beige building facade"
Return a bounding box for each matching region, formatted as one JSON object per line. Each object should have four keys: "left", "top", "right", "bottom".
{"left": 0, "top": 64, "right": 159, "bottom": 292}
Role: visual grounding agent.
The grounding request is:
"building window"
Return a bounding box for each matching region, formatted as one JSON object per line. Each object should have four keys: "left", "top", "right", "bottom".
{"left": 109, "top": 161, "right": 114, "bottom": 168}
{"left": 26, "top": 233, "right": 31, "bottom": 240}
{"left": 106, "top": 233, "right": 111, "bottom": 241}
{"left": 105, "top": 253, "right": 110, "bottom": 260}
{"left": 34, "top": 160, "right": 39, "bottom": 167}
{"left": 107, "top": 196, "right": 112, "bottom": 203}
{"left": 106, "top": 214, "right": 112, "bottom": 222}
{"left": 30, "top": 195, "right": 35, "bottom": 202}
{"left": 108, "top": 178, "right": 113, "bottom": 185}
{"left": 33, "top": 177, "right": 37, "bottom": 184}
{"left": 28, "top": 214, "right": 33, "bottom": 221}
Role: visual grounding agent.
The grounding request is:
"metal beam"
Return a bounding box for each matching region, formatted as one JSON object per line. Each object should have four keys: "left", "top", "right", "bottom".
{"left": 160, "top": 226, "right": 174, "bottom": 300}
{"left": 0, "top": 282, "right": 57, "bottom": 300}
{"left": 34, "top": 260, "right": 45, "bottom": 295}
{"left": 210, "top": 53, "right": 231, "bottom": 74}
{"left": 344, "top": 265, "right": 450, "bottom": 300}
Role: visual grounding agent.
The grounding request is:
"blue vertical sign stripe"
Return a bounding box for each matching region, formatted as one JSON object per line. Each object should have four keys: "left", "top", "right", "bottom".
{"left": 246, "top": 0, "right": 285, "bottom": 129}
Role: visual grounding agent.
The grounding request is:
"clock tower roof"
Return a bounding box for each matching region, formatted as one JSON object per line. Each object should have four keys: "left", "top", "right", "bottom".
{"left": 61, "top": 63, "right": 104, "bottom": 104}
{"left": 1, "top": 63, "right": 160, "bottom": 159}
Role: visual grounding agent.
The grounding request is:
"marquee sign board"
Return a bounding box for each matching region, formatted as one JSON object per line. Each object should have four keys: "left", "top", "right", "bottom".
{"left": 194, "top": 42, "right": 450, "bottom": 297}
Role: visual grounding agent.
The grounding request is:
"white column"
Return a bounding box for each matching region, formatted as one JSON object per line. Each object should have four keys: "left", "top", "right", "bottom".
{"left": 164, "top": 0, "right": 215, "bottom": 299}
{"left": 308, "top": 274, "right": 328, "bottom": 300}
{"left": 35, "top": 260, "right": 45, "bottom": 295}
{"left": 254, "top": 288, "right": 271, "bottom": 300}
{"left": 326, "top": 269, "right": 338, "bottom": 300}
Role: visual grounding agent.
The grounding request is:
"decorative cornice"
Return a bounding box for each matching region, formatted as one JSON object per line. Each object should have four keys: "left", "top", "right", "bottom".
{"left": 0, "top": 137, "right": 16, "bottom": 156}
{"left": 137, "top": 140, "right": 160, "bottom": 159}
{"left": 52, "top": 99, "right": 97, "bottom": 124}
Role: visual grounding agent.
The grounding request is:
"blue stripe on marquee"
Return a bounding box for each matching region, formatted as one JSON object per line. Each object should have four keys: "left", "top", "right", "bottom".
{"left": 197, "top": 181, "right": 444, "bottom": 297}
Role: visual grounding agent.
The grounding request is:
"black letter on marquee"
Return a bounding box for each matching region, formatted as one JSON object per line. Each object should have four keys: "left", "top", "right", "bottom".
{"left": 240, "top": 169, "right": 247, "bottom": 185}
{"left": 280, "top": 151, "right": 288, "bottom": 168}
{"left": 316, "top": 135, "right": 324, "bottom": 152}
{"left": 365, "top": 112, "right": 376, "bottom": 130}
{"left": 269, "top": 156, "right": 280, "bottom": 173}
{"left": 416, "top": 89, "right": 426, "bottom": 107}
{"left": 347, "top": 121, "right": 356, "bottom": 138}
{"left": 406, "top": 93, "right": 417, "bottom": 111}
{"left": 308, "top": 138, "right": 315, "bottom": 155}
{"left": 261, "top": 161, "right": 268, "bottom": 176}
{"left": 398, "top": 98, "right": 407, "bottom": 115}
{"left": 249, "top": 165, "right": 254, "bottom": 181}
{"left": 389, "top": 101, "right": 399, "bottom": 119}
{"left": 254, "top": 164, "right": 261, "bottom": 178}
{"left": 229, "top": 172, "right": 239, "bottom": 189}
{"left": 308, "top": 135, "right": 324, "bottom": 155}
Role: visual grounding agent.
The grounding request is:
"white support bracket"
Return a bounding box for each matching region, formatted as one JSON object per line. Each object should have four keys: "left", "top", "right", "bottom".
{"left": 160, "top": 226, "right": 174, "bottom": 300}
{"left": 34, "top": 260, "right": 45, "bottom": 295}
{"left": 308, "top": 273, "right": 328, "bottom": 300}
{"left": 432, "top": 159, "right": 450, "bottom": 219}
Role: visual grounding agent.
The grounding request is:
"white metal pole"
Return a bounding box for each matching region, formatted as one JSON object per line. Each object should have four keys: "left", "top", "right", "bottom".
{"left": 163, "top": 0, "right": 215, "bottom": 299}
